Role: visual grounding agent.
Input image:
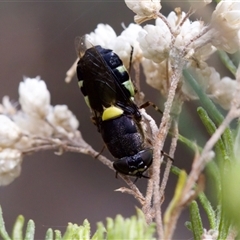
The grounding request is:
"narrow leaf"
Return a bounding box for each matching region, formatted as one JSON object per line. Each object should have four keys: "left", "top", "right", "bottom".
{"left": 217, "top": 50, "right": 237, "bottom": 76}
{"left": 12, "top": 215, "right": 25, "bottom": 240}
{"left": 0, "top": 206, "right": 11, "bottom": 240}
{"left": 189, "top": 201, "right": 204, "bottom": 240}
{"left": 198, "top": 192, "right": 216, "bottom": 229}
{"left": 183, "top": 69, "right": 233, "bottom": 157}
{"left": 45, "top": 228, "right": 53, "bottom": 240}
{"left": 24, "top": 220, "right": 35, "bottom": 240}
{"left": 164, "top": 170, "right": 187, "bottom": 225}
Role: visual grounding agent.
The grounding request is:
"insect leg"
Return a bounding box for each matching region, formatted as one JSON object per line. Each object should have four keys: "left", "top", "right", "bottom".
{"left": 140, "top": 101, "right": 163, "bottom": 115}
{"left": 94, "top": 145, "right": 106, "bottom": 158}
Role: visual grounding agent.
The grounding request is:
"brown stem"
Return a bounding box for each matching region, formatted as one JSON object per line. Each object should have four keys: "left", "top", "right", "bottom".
{"left": 141, "top": 109, "right": 159, "bottom": 224}
{"left": 160, "top": 119, "right": 179, "bottom": 201}
{"left": 157, "top": 12, "right": 174, "bottom": 36}
{"left": 153, "top": 65, "right": 183, "bottom": 239}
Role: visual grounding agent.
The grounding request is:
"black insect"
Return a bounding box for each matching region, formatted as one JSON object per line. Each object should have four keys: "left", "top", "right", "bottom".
{"left": 76, "top": 36, "right": 153, "bottom": 179}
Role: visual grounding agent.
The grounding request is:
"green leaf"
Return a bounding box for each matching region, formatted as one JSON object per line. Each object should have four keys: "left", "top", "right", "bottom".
{"left": 54, "top": 230, "right": 62, "bottom": 240}
{"left": 197, "top": 107, "right": 229, "bottom": 164}
{"left": 0, "top": 205, "right": 155, "bottom": 240}
{"left": 182, "top": 69, "right": 233, "bottom": 158}
{"left": 217, "top": 50, "right": 237, "bottom": 76}
{"left": 136, "top": 209, "right": 156, "bottom": 239}
{"left": 217, "top": 210, "right": 231, "bottom": 240}
{"left": 45, "top": 228, "right": 53, "bottom": 240}
{"left": 198, "top": 192, "right": 216, "bottom": 229}
{"left": 233, "top": 121, "right": 240, "bottom": 158}
{"left": 92, "top": 222, "right": 106, "bottom": 240}
{"left": 189, "top": 201, "right": 204, "bottom": 240}
{"left": 82, "top": 219, "right": 91, "bottom": 239}
{"left": 63, "top": 223, "right": 74, "bottom": 240}
{"left": 218, "top": 162, "right": 240, "bottom": 239}
{"left": 177, "top": 133, "right": 202, "bottom": 153}
{"left": 164, "top": 170, "right": 187, "bottom": 225}
{"left": 0, "top": 205, "right": 11, "bottom": 240}
{"left": 12, "top": 215, "right": 25, "bottom": 240}
{"left": 24, "top": 220, "right": 35, "bottom": 240}
{"left": 104, "top": 210, "right": 155, "bottom": 239}
{"left": 205, "top": 161, "right": 221, "bottom": 198}
{"left": 106, "top": 217, "right": 114, "bottom": 239}
{"left": 185, "top": 221, "right": 193, "bottom": 232}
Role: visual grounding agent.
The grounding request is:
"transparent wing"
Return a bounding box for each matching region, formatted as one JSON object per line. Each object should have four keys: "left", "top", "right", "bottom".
{"left": 75, "top": 34, "right": 96, "bottom": 58}
{"left": 76, "top": 35, "right": 139, "bottom": 116}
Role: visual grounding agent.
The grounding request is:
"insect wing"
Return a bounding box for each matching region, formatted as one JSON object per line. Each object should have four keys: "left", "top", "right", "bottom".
{"left": 76, "top": 35, "right": 140, "bottom": 119}
{"left": 76, "top": 36, "right": 120, "bottom": 112}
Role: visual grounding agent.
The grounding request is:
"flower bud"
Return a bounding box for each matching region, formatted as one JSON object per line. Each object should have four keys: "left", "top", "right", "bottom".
{"left": 47, "top": 105, "right": 79, "bottom": 132}
{"left": 112, "top": 23, "right": 143, "bottom": 67}
{"left": 13, "top": 112, "right": 53, "bottom": 137}
{"left": 211, "top": 1, "right": 240, "bottom": 53}
{"left": 19, "top": 76, "right": 50, "bottom": 118}
{"left": 0, "top": 115, "right": 22, "bottom": 147}
{"left": 211, "top": 77, "right": 237, "bottom": 110}
{"left": 125, "top": 0, "right": 161, "bottom": 24}
{"left": 138, "top": 24, "right": 171, "bottom": 63}
{"left": 86, "top": 24, "right": 117, "bottom": 48}
{"left": 0, "top": 148, "right": 22, "bottom": 186}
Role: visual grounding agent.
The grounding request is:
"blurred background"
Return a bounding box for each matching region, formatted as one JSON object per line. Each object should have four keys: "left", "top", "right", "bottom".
{"left": 0, "top": 1, "right": 215, "bottom": 239}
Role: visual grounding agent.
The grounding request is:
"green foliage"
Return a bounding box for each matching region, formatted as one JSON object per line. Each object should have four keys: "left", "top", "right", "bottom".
{"left": 183, "top": 62, "right": 240, "bottom": 239}
{"left": 164, "top": 170, "right": 187, "bottom": 225}
{"left": 221, "top": 162, "right": 240, "bottom": 232}
{"left": 182, "top": 69, "right": 234, "bottom": 158}
{"left": 198, "top": 192, "right": 216, "bottom": 230}
{"left": 189, "top": 201, "right": 204, "bottom": 240}
{"left": 217, "top": 50, "right": 237, "bottom": 77}
{"left": 0, "top": 206, "right": 155, "bottom": 240}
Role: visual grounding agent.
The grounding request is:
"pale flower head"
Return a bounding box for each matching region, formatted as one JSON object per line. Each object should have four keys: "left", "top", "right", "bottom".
{"left": 174, "top": 19, "right": 205, "bottom": 49}
{"left": 47, "top": 105, "right": 79, "bottom": 136}
{"left": 85, "top": 24, "right": 117, "bottom": 48}
{"left": 0, "top": 148, "right": 22, "bottom": 186}
{"left": 202, "top": 229, "right": 218, "bottom": 240}
{"left": 13, "top": 112, "right": 53, "bottom": 137}
{"left": 142, "top": 58, "right": 169, "bottom": 97}
{"left": 19, "top": 76, "right": 50, "bottom": 119}
{"left": 0, "top": 115, "right": 22, "bottom": 148}
{"left": 138, "top": 23, "right": 171, "bottom": 63}
{"left": 166, "top": 10, "right": 184, "bottom": 31}
{"left": 0, "top": 96, "right": 17, "bottom": 115}
{"left": 111, "top": 23, "right": 143, "bottom": 67}
{"left": 165, "top": 11, "right": 212, "bottom": 60}
{"left": 13, "top": 135, "right": 34, "bottom": 151}
{"left": 125, "top": 0, "right": 161, "bottom": 24}
{"left": 210, "top": 76, "right": 237, "bottom": 110}
{"left": 211, "top": 1, "right": 240, "bottom": 53}
{"left": 85, "top": 23, "right": 143, "bottom": 68}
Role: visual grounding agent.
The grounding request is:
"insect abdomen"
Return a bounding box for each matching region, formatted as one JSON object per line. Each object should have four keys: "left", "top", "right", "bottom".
{"left": 100, "top": 115, "right": 144, "bottom": 159}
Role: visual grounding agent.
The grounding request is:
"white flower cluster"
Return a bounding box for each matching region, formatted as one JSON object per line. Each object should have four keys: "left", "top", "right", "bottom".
{"left": 86, "top": 23, "right": 143, "bottom": 69}
{"left": 125, "top": 0, "right": 161, "bottom": 24}
{"left": 201, "top": 229, "right": 218, "bottom": 240}
{"left": 78, "top": 0, "right": 240, "bottom": 110}
{"left": 0, "top": 77, "right": 79, "bottom": 186}
{"left": 211, "top": 1, "right": 240, "bottom": 53}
